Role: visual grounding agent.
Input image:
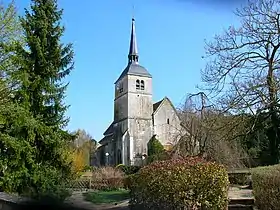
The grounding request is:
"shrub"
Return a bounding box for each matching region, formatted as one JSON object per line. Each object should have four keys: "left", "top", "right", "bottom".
{"left": 116, "top": 164, "right": 141, "bottom": 175}
{"left": 147, "top": 150, "right": 172, "bottom": 164}
{"left": 148, "top": 136, "right": 164, "bottom": 156}
{"left": 228, "top": 173, "right": 249, "bottom": 185}
{"left": 20, "top": 164, "right": 73, "bottom": 202}
{"left": 129, "top": 156, "right": 229, "bottom": 210}
{"left": 252, "top": 164, "right": 280, "bottom": 209}
{"left": 91, "top": 167, "right": 124, "bottom": 190}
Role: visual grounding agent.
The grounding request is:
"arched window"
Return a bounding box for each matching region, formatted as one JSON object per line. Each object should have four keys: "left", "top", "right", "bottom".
{"left": 167, "top": 118, "right": 170, "bottom": 124}
{"left": 140, "top": 80, "right": 145, "bottom": 90}
{"left": 136, "top": 79, "right": 140, "bottom": 90}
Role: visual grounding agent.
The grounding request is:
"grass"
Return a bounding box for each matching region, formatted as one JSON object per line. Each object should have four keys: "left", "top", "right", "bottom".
{"left": 83, "top": 189, "right": 130, "bottom": 204}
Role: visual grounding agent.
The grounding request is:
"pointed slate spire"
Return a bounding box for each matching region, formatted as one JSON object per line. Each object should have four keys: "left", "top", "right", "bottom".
{"left": 128, "top": 18, "right": 139, "bottom": 63}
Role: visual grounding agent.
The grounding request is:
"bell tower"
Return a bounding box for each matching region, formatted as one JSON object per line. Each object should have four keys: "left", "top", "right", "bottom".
{"left": 114, "top": 18, "right": 153, "bottom": 165}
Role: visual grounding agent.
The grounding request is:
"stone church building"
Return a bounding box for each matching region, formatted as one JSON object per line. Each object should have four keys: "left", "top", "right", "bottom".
{"left": 96, "top": 18, "right": 182, "bottom": 166}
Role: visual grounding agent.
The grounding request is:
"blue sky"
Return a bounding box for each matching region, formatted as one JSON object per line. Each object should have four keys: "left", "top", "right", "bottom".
{"left": 14, "top": 0, "right": 244, "bottom": 141}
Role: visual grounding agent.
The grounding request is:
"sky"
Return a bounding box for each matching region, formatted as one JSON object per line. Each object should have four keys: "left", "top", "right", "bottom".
{"left": 13, "top": 0, "right": 245, "bottom": 141}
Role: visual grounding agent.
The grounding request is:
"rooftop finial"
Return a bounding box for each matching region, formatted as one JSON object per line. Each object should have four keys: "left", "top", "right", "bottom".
{"left": 128, "top": 16, "right": 139, "bottom": 64}
{"left": 132, "top": 4, "right": 135, "bottom": 20}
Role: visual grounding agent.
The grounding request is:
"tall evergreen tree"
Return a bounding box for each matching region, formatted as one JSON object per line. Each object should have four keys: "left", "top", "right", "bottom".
{"left": 16, "top": 0, "right": 74, "bottom": 128}
{"left": 2, "top": 0, "right": 75, "bottom": 199}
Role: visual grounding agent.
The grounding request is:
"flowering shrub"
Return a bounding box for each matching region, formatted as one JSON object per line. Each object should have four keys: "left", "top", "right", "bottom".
{"left": 252, "top": 164, "right": 280, "bottom": 209}
{"left": 128, "top": 156, "right": 229, "bottom": 210}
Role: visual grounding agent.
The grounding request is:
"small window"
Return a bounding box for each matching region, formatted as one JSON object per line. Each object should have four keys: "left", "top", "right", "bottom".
{"left": 136, "top": 79, "right": 140, "bottom": 90}
{"left": 167, "top": 118, "right": 170, "bottom": 124}
{"left": 140, "top": 80, "right": 145, "bottom": 90}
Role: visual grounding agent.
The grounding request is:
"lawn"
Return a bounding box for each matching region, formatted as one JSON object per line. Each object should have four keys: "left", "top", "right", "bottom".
{"left": 83, "top": 189, "right": 130, "bottom": 204}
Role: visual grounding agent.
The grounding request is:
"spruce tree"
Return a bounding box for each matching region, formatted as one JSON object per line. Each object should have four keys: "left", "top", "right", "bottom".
{"left": 8, "top": 0, "right": 75, "bottom": 199}
{"left": 17, "top": 0, "right": 74, "bottom": 128}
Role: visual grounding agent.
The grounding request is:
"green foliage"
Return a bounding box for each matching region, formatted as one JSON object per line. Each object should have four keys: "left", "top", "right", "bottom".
{"left": 20, "top": 164, "right": 72, "bottom": 201}
{"left": 147, "top": 150, "right": 171, "bottom": 164}
{"left": 148, "top": 136, "right": 164, "bottom": 156}
{"left": 147, "top": 136, "right": 168, "bottom": 163}
{"left": 128, "top": 157, "right": 229, "bottom": 210}
{"left": 228, "top": 173, "right": 249, "bottom": 185}
{"left": 252, "top": 164, "right": 280, "bottom": 209}
{"left": 116, "top": 164, "right": 141, "bottom": 175}
{"left": 0, "top": 0, "right": 24, "bottom": 75}
{"left": 243, "top": 113, "right": 280, "bottom": 166}
{"left": 0, "top": 0, "right": 75, "bottom": 200}
{"left": 15, "top": 0, "right": 74, "bottom": 128}
{"left": 0, "top": 102, "right": 73, "bottom": 199}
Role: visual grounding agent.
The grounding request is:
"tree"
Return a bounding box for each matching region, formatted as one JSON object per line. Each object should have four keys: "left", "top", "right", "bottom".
{"left": 202, "top": 0, "right": 280, "bottom": 165}
{"left": 0, "top": 0, "right": 75, "bottom": 199}
{"left": 73, "top": 129, "right": 93, "bottom": 147}
{"left": 146, "top": 135, "right": 170, "bottom": 163}
{"left": 175, "top": 92, "right": 250, "bottom": 169}
{"left": 72, "top": 129, "right": 97, "bottom": 166}
{"left": 15, "top": 0, "right": 74, "bottom": 128}
{"left": 0, "top": 0, "right": 23, "bottom": 76}
{"left": 0, "top": 0, "right": 35, "bottom": 193}
{"left": 148, "top": 135, "right": 164, "bottom": 156}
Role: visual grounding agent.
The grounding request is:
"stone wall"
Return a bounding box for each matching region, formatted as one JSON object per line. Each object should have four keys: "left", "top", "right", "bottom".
{"left": 153, "top": 98, "right": 182, "bottom": 146}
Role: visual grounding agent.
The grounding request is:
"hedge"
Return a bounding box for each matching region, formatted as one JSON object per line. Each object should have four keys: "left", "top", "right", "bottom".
{"left": 252, "top": 164, "right": 280, "bottom": 209}
{"left": 128, "top": 156, "right": 229, "bottom": 210}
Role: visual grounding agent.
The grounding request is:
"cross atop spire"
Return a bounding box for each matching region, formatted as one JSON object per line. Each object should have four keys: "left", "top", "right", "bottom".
{"left": 128, "top": 18, "right": 139, "bottom": 63}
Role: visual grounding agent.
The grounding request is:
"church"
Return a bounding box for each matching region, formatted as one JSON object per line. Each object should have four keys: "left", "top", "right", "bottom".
{"left": 96, "top": 18, "right": 183, "bottom": 166}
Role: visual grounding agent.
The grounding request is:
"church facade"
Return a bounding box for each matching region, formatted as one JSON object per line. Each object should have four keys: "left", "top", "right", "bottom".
{"left": 96, "top": 18, "right": 182, "bottom": 166}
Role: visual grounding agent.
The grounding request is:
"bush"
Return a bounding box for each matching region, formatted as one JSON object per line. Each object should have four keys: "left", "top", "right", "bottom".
{"left": 148, "top": 136, "right": 164, "bottom": 156}
{"left": 252, "top": 164, "right": 280, "bottom": 209}
{"left": 20, "top": 164, "right": 73, "bottom": 202}
{"left": 147, "top": 150, "right": 172, "bottom": 164}
{"left": 116, "top": 164, "right": 141, "bottom": 175}
{"left": 128, "top": 156, "right": 229, "bottom": 210}
{"left": 228, "top": 173, "right": 249, "bottom": 185}
{"left": 91, "top": 167, "right": 124, "bottom": 191}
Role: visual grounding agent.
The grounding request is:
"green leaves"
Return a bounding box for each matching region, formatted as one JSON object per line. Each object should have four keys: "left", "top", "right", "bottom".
{"left": 16, "top": 0, "right": 74, "bottom": 128}
{"left": 129, "top": 157, "right": 229, "bottom": 209}
{"left": 252, "top": 165, "right": 280, "bottom": 209}
{"left": 0, "top": 0, "right": 75, "bottom": 200}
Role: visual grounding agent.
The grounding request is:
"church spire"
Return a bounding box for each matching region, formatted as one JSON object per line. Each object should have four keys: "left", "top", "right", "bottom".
{"left": 128, "top": 18, "right": 139, "bottom": 63}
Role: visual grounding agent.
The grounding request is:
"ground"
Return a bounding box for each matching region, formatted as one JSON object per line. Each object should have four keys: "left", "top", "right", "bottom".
{"left": 64, "top": 186, "right": 254, "bottom": 210}
{"left": 65, "top": 190, "right": 129, "bottom": 210}
{"left": 83, "top": 190, "right": 129, "bottom": 205}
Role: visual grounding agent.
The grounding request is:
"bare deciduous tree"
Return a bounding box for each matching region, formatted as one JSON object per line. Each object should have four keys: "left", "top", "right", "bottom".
{"left": 175, "top": 92, "right": 250, "bottom": 169}
{"left": 202, "top": 0, "right": 280, "bottom": 164}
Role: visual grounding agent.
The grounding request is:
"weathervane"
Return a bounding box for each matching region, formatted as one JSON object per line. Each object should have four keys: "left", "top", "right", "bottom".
{"left": 132, "top": 2, "right": 135, "bottom": 20}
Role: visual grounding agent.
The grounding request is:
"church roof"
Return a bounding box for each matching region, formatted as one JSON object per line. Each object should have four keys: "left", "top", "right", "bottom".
{"left": 115, "top": 18, "right": 151, "bottom": 84}
{"left": 153, "top": 99, "right": 164, "bottom": 112}
{"left": 115, "top": 63, "right": 151, "bottom": 83}
{"left": 103, "top": 122, "right": 114, "bottom": 136}
{"left": 153, "top": 97, "right": 179, "bottom": 118}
